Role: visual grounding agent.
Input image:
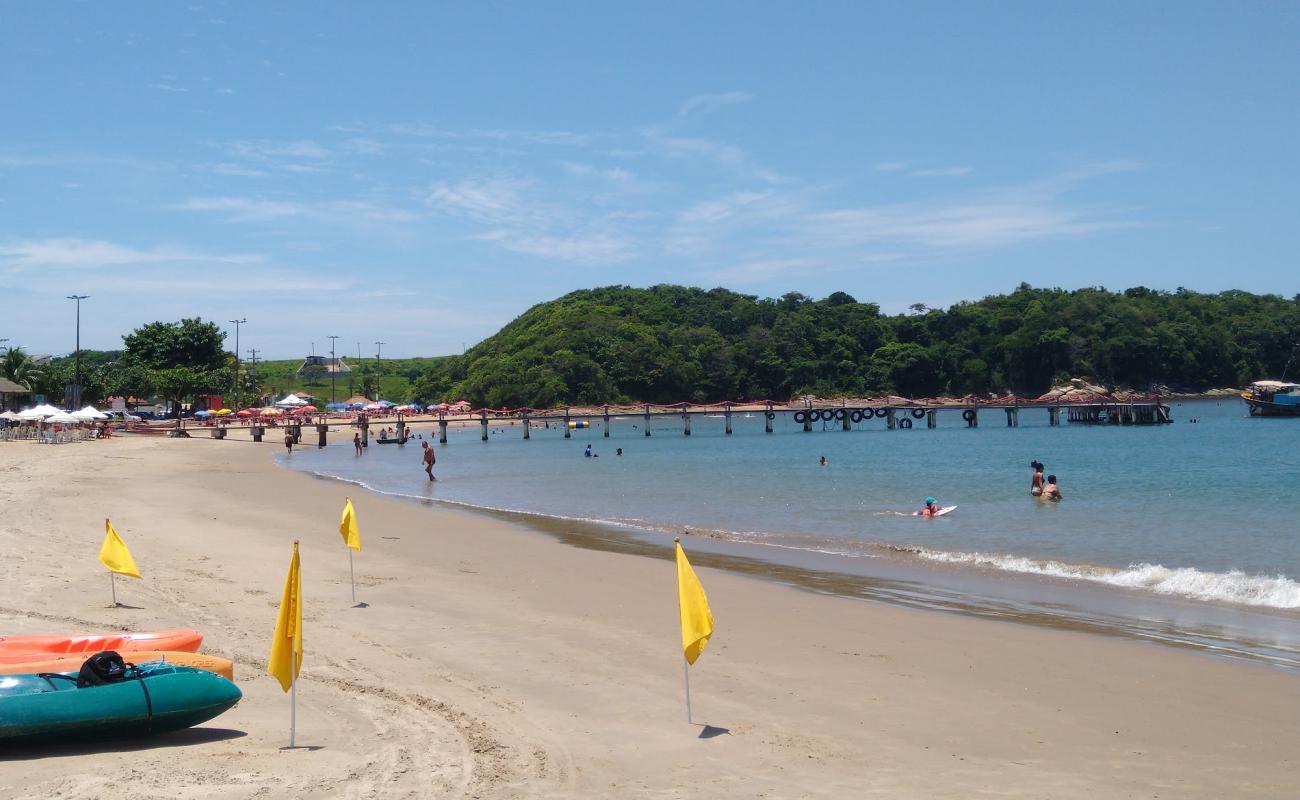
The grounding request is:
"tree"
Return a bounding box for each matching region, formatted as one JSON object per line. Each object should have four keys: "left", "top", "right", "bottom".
{"left": 118, "top": 318, "right": 228, "bottom": 416}
{"left": 1, "top": 347, "right": 44, "bottom": 390}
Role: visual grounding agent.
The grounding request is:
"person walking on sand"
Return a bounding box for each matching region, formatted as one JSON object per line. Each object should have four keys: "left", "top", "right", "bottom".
{"left": 1042, "top": 475, "right": 1063, "bottom": 501}
{"left": 353, "top": 432, "right": 363, "bottom": 455}
{"left": 422, "top": 441, "right": 436, "bottom": 481}
{"left": 1029, "top": 460, "right": 1045, "bottom": 496}
{"left": 284, "top": 430, "right": 294, "bottom": 454}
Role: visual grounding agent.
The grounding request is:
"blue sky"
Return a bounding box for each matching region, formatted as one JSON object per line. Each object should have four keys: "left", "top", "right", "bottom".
{"left": 2, "top": 2, "right": 1297, "bottom": 358}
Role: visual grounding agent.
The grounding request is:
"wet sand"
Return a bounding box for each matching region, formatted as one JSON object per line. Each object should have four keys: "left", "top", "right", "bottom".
{"left": 0, "top": 435, "right": 1296, "bottom": 798}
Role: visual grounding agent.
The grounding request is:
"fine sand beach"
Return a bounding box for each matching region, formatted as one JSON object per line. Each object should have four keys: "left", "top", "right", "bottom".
{"left": 1, "top": 436, "right": 1296, "bottom": 799}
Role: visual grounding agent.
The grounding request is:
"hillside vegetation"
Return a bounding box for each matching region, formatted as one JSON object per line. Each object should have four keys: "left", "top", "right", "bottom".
{"left": 410, "top": 284, "right": 1300, "bottom": 407}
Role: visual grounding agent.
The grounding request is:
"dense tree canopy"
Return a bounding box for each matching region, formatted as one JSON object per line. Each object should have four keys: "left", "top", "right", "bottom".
{"left": 112, "top": 318, "right": 230, "bottom": 415}
{"left": 410, "top": 285, "right": 1300, "bottom": 407}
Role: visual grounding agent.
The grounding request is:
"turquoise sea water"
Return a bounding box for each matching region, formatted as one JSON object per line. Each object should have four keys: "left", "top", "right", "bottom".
{"left": 280, "top": 398, "right": 1300, "bottom": 666}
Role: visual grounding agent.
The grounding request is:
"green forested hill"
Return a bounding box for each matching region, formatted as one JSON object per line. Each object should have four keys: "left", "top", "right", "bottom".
{"left": 410, "top": 284, "right": 1300, "bottom": 407}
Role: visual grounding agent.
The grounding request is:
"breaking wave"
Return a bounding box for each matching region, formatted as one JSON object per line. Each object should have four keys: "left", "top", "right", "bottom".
{"left": 905, "top": 548, "right": 1300, "bottom": 609}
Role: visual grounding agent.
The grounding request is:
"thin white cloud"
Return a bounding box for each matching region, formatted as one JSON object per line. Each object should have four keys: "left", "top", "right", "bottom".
{"left": 678, "top": 91, "right": 754, "bottom": 117}
{"left": 873, "top": 161, "right": 909, "bottom": 172}
{"left": 179, "top": 196, "right": 419, "bottom": 225}
{"left": 211, "top": 163, "right": 268, "bottom": 177}
{"left": 911, "top": 166, "right": 973, "bottom": 177}
{"left": 0, "top": 238, "right": 263, "bottom": 272}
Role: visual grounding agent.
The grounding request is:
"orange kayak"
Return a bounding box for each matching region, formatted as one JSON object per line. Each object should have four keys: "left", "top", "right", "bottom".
{"left": 0, "top": 651, "right": 233, "bottom": 680}
{"left": 0, "top": 629, "right": 202, "bottom": 661}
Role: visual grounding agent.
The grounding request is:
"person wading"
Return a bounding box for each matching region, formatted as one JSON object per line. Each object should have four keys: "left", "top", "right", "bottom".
{"left": 422, "top": 441, "right": 436, "bottom": 481}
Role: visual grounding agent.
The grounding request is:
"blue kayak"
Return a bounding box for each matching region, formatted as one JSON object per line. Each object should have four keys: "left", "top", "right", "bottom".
{"left": 0, "top": 663, "right": 242, "bottom": 745}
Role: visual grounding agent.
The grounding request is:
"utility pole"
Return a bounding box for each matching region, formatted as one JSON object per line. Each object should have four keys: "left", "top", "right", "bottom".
{"left": 246, "top": 348, "right": 259, "bottom": 406}
{"left": 66, "top": 295, "right": 89, "bottom": 409}
{"left": 228, "top": 318, "right": 246, "bottom": 411}
{"left": 327, "top": 334, "right": 340, "bottom": 404}
{"left": 374, "top": 341, "right": 385, "bottom": 402}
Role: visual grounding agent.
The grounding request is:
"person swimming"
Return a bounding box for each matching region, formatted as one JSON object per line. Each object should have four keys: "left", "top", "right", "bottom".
{"left": 584, "top": 444, "right": 593, "bottom": 458}
{"left": 819, "top": 456, "right": 827, "bottom": 466}
{"left": 1042, "top": 475, "right": 1063, "bottom": 501}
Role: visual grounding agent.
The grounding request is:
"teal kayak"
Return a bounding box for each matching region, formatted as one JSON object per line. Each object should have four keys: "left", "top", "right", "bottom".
{"left": 0, "top": 664, "right": 242, "bottom": 745}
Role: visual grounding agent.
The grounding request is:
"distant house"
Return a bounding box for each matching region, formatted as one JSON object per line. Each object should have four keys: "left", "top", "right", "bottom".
{"left": 0, "top": 377, "right": 30, "bottom": 411}
{"left": 296, "top": 355, "right": 351, "bottom": 376}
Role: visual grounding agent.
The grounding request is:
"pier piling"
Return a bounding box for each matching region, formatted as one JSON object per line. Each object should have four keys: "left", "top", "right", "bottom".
{"left": 522, "top": 410, "right": 530, "bottom": 439}
{"left": 927, "top": 410, "right": 937, "bottom": 429}
{"left": 683, "top": 410, "right": 691, "bottom": 436}
{"left": 480, "top": 410, "right": 489, "bottom": 441}
{"left": 887, "top": 408, "right": 897, "bottom": 430}
{"left": 438, "top": 417, "right": 448, "bottom": 444}
{"left": 564, "top": 408, "right": 571, "bottom": 439}
{"left": 644, "top": 404, "right": 652, "bottom": 437}
{"left": 765, "top": 403, "right": 773, "bottom": 434}
{"left": 316, "top": 423, "right": 328, "bottom": 448}
{"left": 725, "top": 404, "right": 733, "bottom": 435}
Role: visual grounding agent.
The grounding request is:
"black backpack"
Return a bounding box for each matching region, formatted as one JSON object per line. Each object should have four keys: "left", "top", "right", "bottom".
{"left": 77, "top": 650, "right": 131, "bottom": 688}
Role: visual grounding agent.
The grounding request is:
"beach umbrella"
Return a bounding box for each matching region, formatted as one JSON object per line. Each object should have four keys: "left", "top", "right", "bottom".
{"left": 72, "top": 405, "right": 109, "bottom": 420}
{"left": 325, "top": 403, "right": 346, "bottom": 410}
{"left": 236, "top": 409, "right": 255, "bottom": 418}
{"left": 293, "top": 405, "right": 317, "bottom": 414}
{"left": 261, "top": 407, "right": 284, "bottom": 417}
{"left": 17, "top": 407, "right": 52, "bottom": 420}
{"left": 193, "top": 410, "right": 213, "bottom": 418}
{"left": 0, "top": 410, "right": 19, "bottom": 420}
{"left": 215, "top": 408, "right": 233, "bottom": 416}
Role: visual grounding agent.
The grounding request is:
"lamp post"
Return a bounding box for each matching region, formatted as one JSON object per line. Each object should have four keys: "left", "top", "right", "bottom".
{"left": 66, "top": 295, "right": 89, "bottom": 409}
{"left": 229, "top": 318, "right": 246, "bottom": 411}
{"left": 246, "top": 348, "right": 259, "bottom": 407}
{"left": 327, "top": 335, "right": 340, "bottom": 404}
{"left": 374, "top": 341, "right": 385, "bottom": 402}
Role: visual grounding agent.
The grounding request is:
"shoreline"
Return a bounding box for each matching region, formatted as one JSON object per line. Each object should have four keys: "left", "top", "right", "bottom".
{"left": 286, "top": 448, "right": 1300, "bottom": 672}
{"left": 1, "top": 437, "right": 1296, "bottom": 797}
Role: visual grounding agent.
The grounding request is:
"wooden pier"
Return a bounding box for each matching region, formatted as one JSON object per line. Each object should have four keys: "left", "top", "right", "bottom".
{"left": 190, "top": 397, "right": 1172, "bottom": 447}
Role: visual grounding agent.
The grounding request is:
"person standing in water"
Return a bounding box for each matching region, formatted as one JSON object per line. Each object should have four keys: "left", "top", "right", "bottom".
{"left": 1042, "top": 475, "right": 1063, "bottom": 501}
{"left": 1029, "top": 460, "right": 1045, "bottom": 496}
{"left": 421, "top": 441, "right": 436, "bottom": 481}
{"left": 284, "top": 430, "right": 294, "bottom": 454}
{"left": 353, "top": 432, "right": 363, "bottom": 455}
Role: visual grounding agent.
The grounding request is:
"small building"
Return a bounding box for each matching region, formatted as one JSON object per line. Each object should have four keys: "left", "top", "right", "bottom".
{"left": 0, "top": 377, "right": 31, "bottom": 411}
{"left": 296, "top": 355, "right": 351, "bottom": 377}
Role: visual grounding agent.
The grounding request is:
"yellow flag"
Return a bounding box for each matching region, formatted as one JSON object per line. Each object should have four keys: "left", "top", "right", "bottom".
{"left": 339, "top": 498, "right": 361, "bottom": 551}
{"left": 676, "top": 539, "right": 714, "bottom": 665}
{"left": 99, "top": 519, "right": 141, "bottom": 578}
{"left": 267, "top": 540, "right": 303, "bottom": 692}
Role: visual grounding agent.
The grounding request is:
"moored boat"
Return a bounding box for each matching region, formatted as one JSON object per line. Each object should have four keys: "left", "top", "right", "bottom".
{"left": 1241, "top": 380, "right": 1300, "bottom": 416}
{"left": 0, "top": 663, "right": 242, "bottom": 744}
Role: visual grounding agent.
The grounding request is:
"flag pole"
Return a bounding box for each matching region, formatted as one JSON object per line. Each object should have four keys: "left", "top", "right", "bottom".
{"left": 290, "top": 648, "right": 297, "bottom": 748}
{"left": 110, "top": 572, "right": 117, "bottom": 607}
{"left": 349, "top": 550, "right": 356, "bottom": 604}
{"left": 683, "top": 655, "right": 693, "bottom": 724}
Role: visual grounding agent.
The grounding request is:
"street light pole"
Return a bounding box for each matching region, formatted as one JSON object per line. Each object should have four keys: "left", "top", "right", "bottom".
{"left": 246, "top": 348, "right": 259, "bottom": 406}
{"left": 66, "top": 295, "right": 89, "bottom": 409}
{"left": 374, "top": 341, "right": 385, "bottom": 402}
{"left": 229, "top": 318, "right": 246, "bottom": 411}
{"left": 327, "top": 335, "right": 340, "bottom": 404}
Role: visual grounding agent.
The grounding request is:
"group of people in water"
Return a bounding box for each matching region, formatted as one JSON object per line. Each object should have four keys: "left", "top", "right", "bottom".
{"left": 1029, "top": 460, "right": 1063, "bottom": 500}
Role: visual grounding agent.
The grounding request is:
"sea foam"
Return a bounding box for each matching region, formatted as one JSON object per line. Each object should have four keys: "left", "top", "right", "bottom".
{"left": 909, "top": 549, "right": 1300, "bottom": 609}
